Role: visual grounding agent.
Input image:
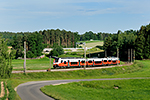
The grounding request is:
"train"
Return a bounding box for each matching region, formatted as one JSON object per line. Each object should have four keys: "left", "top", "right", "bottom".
{"left": 53, "top": 57, "right": 120, "bottom": 69}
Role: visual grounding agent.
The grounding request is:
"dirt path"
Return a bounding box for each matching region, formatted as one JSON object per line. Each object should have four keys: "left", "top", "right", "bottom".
{"left": 0, "top": 81, "right": 5, "bottom": 98}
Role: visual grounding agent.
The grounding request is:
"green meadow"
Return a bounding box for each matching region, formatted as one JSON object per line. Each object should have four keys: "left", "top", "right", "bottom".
{"left": 3, "top": 57, "right": 150, "bottom": 100}
{"left": 12, "top": 57, "right": 53, "bottom": 70}
{"left": 41, "top": 79, "right": 150, "bottom": 100}
{"left": 40, "top": 60, "right": 150, "bottom": 100}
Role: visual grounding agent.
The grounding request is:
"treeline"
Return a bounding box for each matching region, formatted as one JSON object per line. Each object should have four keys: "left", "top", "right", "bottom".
{"left": 11, "top": 32, "right": 44, "bottom": 58}
{"left": 0, "top": 29, "right": 80, "bottom": 48}
{"left": 0, "top": 29, "right": 81, "bottom": 58}
{"left": 1, "top": 24, "right": 150, "bottom": 60}
{"left": 0, "top": 30, "right": 111, "bottom": 47}
{"left": 39, "top": 29, "right": 80, "bottom": 48}
{"left": 103, "top": 24, "right": 150, "bottom": 60}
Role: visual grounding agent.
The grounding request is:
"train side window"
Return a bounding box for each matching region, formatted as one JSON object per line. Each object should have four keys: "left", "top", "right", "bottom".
{"left": 113, "top": 60, "right": 116, "bottom": 62}
{"left": 81, "top": 61, "right": 85, "bottom": 63}
{"left": 88, "top": 60, "right": 92, "bottom": 63}
{"left": 104, "top": 60, "right": 107, "bottom": 62}
{"left": 71, "top": 62, "right": 77, "bottom": 65}
{"left": 64, "top": 61, "right": 66, "bottom": 64}
{"left": 61, "top": 60, "right": 63, "bottom": 63}
{"left": 95, "top": 61, "right": 102, "bottom": 63}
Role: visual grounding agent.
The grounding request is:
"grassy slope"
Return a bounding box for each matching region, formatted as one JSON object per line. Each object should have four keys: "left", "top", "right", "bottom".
{"left": 10, "top": 60, "right": 149, "bottom": 87}
{"left": 7, "top": 60, "right": 150, "bottom": 100}
{"left": 41, "top": 79, "right": 150, "bottom": 100}
{"left": 40, "top": 60, "right": 150, "bottom": 100}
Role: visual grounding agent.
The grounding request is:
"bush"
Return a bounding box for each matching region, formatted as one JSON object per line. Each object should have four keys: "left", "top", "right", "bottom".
{"left": 0, "top": 37, "right": 13, "bottom": 78}
{"left": 1, "top": 82, "right": 7, "bottom": 100}
{"left": 7, "top": 80, "right": 17, "bottom": 100}
{"left": 26, "top": 51, "right": 34, "bottom": 58}
{"left": 50, "top": 50, "right": 59, "bottom": 56}
{"left": 71, "top": 52, "right": 77, "bottom": 55}
{"left": 50, "top": 45, "right": 64, "bottom": 56}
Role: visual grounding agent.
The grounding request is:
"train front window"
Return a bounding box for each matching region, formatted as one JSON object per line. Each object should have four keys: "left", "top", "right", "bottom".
{"left": 55, "top": 58, "right": 59, "bottom": 62}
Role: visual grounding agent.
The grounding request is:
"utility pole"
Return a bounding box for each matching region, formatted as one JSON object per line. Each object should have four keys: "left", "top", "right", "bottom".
{"left": 24, "top": 41, "right": 26, "bottom": 73}
{"left": 131, "top": 49, "right": 132, "bottom": 62}
{"left": 84, "top": 42, "right": 86, "bottom": 70}
{"left": 117, "top": 48, "right": 119, "bottom": 65}
{"left": 76, "top": 42, "right": 86, "bottom": 70}
{"left": 49, "top": 56, "right": 51, "bottom": 71}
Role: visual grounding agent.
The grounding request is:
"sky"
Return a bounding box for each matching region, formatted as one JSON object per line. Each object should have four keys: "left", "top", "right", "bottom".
{"left": 0, "top": 0, "right": 150, "bottom": 34}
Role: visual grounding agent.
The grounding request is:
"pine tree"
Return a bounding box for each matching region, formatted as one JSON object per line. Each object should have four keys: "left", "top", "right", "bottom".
{"left": 135, "top": 26, "right": 145, "bottom": 59}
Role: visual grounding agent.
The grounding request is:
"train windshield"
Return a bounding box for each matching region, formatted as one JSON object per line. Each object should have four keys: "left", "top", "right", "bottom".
{"left": 55, "top": 58, "right": 59, "bottom": 62}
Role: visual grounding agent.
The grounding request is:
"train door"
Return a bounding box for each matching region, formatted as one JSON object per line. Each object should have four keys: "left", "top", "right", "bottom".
{"left": 68, "top": 60, "right": 70, "bottom": 67}
{"left": 93, "top": 60, "right": 94, "bottom": 66}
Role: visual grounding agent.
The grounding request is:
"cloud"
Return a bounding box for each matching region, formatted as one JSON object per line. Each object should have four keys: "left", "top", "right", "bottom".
{"left": 1, "top": 0, "right": 150, "bottom": 17}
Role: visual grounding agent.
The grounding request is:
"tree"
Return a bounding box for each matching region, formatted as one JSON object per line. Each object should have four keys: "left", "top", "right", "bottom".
{"left": 50, "top": 45, "right": 64, "bottom": 56}
{"left": 0, "top": 37, "right": 13, "bottom": 78}
{"left": 11, "top": 35, "right": 24, "bottom": 58}
{"left": 135, "top": 26, "right": 146, "bottom": 59}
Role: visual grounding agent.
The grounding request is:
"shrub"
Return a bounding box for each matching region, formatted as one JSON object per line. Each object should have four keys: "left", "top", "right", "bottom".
{"left": 7, "top": 80, "right": 17, "bottom": 100}
{"left": 1, "top": 82, "right": 7, "bottom": 100}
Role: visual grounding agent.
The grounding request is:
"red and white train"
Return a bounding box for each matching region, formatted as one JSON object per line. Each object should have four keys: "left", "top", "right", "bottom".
{"left": 53, "top": 57, "right": 120, "bottom": 68}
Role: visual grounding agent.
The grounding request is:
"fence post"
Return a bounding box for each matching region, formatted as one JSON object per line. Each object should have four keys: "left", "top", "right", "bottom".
{"left": 49, "top": 56, "right": 51, "bottom": 71}
{"left": 84, "top": 42, "right": 86, "bottom": 70}
{"left": 117, "top": 48, "right": 119, "bottom": 65}
{"left": 24, "top": 41, "right": 26, "bottom": 73}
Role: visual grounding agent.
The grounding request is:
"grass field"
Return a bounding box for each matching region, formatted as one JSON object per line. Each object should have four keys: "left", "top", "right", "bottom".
{"left": 5, "top": 60, "right": 150, "bottom": 100}
{"left": 78, "top": 40, "right": 104, "bottom": 48}
{"left": 12, "top": 57, "right": 54, "bottom": 70}
{"left": 40, "top": 60, "right": 150, "bottom": 100}
{"left": 41, "top": 79, "right": 150, "bottom": 100}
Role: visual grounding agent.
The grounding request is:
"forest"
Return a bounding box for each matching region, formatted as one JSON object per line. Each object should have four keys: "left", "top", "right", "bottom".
{"left": 103, "top": 24, "right": 150, "bottom": 60}
{"left": 0, "top": 24, "right": 150, "bottom": 60}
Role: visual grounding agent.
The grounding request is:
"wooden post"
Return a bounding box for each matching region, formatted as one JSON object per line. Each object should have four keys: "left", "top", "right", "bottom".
{"left": 84, "top": 42, "right": 86, "bottom": 70}
{"left": 49, "top": 56, "right": 51, "bottom": 71}
{"left": 24, "top": 41, "right": 26, "bottom": 73}
{"left": 117, "top": 48, "right": 119, "bottom": 65}
{"left": 131, "top": 49, "right": 132, "bottom": 62}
